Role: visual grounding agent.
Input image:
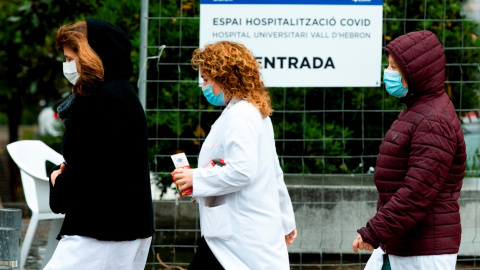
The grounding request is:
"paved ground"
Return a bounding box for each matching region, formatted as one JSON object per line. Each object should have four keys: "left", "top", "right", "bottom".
{"left": 22, "top": 219, "right": 49, "bottom": 270}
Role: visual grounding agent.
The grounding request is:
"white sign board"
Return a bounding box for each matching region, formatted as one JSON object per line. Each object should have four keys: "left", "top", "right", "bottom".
{"left": 199, "top": 0, "right": 383, "bottom": 87}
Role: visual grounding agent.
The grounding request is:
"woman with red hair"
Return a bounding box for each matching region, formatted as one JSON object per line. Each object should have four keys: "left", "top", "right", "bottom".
{"left": 46, "top": 19, "right": 154, "bottom": 269}
{"left": 173, "top": 41, "right": 297, "bottom": 270}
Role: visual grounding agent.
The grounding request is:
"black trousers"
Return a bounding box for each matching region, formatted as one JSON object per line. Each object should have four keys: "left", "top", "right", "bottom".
{"left": 188, "top": 237, "right": 224, "bottom": 270}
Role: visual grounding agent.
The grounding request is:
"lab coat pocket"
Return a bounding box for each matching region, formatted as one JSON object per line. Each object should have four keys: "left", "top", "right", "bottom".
{"left": 203, "top": 204, "right": 232, "bottom": 241}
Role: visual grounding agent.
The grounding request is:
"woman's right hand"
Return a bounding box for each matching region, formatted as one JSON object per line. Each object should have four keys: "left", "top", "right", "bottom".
{"left": 172, "top": 168, "right": 194, "bottom": 191}
{"left": 50, "top": 163, "right": 66, "bottom": 187}
{"left": 352, "top": 234, "right": 374, "bottom": 253}
{"left": 285, "top": 228, "right": 297, "bottom": 246}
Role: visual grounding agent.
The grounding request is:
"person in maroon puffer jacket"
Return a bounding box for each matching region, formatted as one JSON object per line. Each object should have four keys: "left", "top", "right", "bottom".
{"left": 352, "top": 30, "right": 466, "bottom": 270}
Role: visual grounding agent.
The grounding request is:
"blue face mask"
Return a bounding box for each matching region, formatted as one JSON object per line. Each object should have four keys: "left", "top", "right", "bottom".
{"left": 383, "top": 69, "right": 408, "bottom": 98}
{"left": 202, "top": 82, "right": 225, "bottom": 106}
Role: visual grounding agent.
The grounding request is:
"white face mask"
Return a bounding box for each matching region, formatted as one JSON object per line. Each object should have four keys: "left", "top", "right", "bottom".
{"left": 63, "top": 60, "right": 80, "bottom": 85}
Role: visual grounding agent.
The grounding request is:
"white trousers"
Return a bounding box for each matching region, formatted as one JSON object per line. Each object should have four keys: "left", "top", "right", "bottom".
{"left": 364, "top": 247, "right": 457, "bottom": 270}
{"left": 43, "top": 235, "right": 152, "bottom": 270}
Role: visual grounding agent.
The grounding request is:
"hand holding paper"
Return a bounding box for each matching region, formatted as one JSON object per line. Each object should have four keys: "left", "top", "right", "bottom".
{"left": 172, "top": 168, "right": 193, "bottom": 192}
{"left": 171, "top": 153, "right": 193, "bottom": 197}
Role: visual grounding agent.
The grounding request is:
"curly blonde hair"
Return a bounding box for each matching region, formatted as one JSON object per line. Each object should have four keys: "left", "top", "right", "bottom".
{"left": 191, "top": 41, "right": 273, "bottom": 118}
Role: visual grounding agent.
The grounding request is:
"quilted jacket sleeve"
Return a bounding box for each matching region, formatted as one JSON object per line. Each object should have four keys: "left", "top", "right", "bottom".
{"left": 358, "top": 115, "right": 457, "bottom": 248}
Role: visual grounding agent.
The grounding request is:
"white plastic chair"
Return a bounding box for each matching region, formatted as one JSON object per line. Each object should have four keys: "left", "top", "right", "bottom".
{"left": 6, "top": 140, "right": 65, "bottom": 270}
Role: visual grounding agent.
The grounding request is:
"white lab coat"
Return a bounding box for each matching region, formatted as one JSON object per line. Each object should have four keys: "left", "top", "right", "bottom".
{"left": 193, "top": 99, "right": 296, "bottom": 270}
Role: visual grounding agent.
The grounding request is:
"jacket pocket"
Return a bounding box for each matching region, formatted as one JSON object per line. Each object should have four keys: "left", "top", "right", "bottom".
{"left": 202, "top": 204, "right": 232, "bottom": 241}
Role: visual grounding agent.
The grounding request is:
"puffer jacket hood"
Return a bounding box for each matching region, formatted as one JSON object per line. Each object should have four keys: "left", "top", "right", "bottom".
{"left": 86, "top": 18, "right": 133, "bottom": 81}
{"left": 385, "top": 30, "right": 446, "bottom": 105}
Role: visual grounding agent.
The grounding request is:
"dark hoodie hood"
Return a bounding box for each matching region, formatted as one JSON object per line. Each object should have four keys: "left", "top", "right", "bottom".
{"left": 86, "top": 18, "right": 133, "bottom": 81}
{"left": 385, "top": 30, "right": 446, "bottom": 105}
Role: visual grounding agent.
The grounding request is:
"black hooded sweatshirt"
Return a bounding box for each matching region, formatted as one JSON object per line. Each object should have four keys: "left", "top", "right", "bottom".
{"left": 49, "top": 19, "right": 154, "bottom": 241}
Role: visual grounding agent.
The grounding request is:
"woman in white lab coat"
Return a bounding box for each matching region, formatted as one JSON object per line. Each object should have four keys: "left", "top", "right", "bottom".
{"left": 173, "top": 41, "right": 297, "bottom": 270}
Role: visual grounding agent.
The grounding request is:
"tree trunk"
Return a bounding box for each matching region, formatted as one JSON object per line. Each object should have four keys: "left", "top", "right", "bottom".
{"left": 6, "top": 92, "right": 22, "bottom": 202}
{"left": 0, "top": 228, "right": 19, "bottom": 259}
{"left": 0, "top": 209, "right": 21, "bottom": 265}
{"left": 0, "top": 208, "right": 22, "bottom": 229}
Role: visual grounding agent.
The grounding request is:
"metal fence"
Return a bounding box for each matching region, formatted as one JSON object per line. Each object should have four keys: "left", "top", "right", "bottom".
{"left": 140, "top": 0, "right": 480, "bottom": 269}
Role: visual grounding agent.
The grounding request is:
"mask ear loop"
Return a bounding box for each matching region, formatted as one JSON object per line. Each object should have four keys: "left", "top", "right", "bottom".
{"left": 137, "top": 45, "right": 166, "bottom": 89}
{"left": 210, "top": 81, "right": 225, "bottom": 93}
{"left": 211, "top": 82, "right": 225, "bottom": 96}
